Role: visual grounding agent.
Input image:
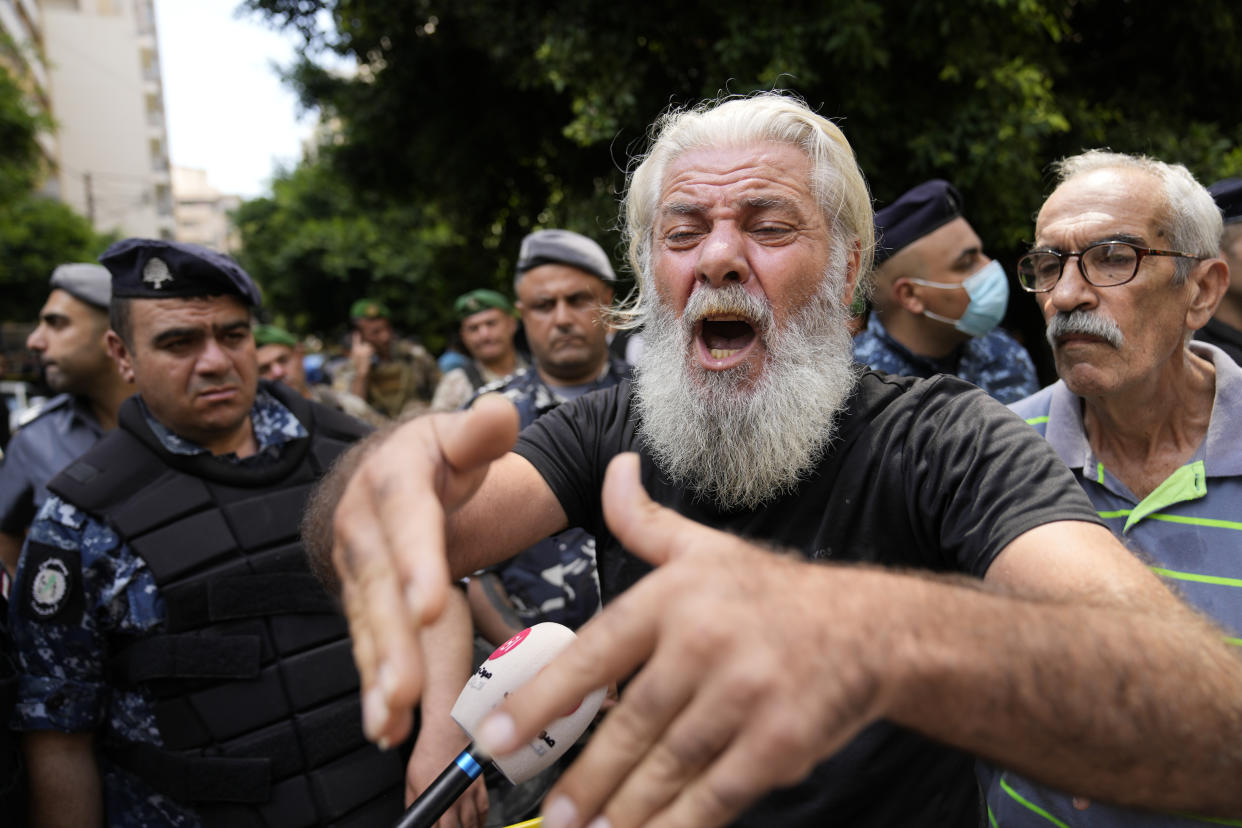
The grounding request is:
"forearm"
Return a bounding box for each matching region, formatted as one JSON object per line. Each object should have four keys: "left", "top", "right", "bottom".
{"left": 302, "top": 422, "right": 400, "bottom": 595}
{"left": 872, "top": 569, "right": 1242, "bottom": 815}
{"left": 348, "top": 367, "right": 368, "bottom": 400}
{"left": 308, "top": 415, "right": 566, "bottom": 597}
{"left": 24, "top": 730, "right": 103, "bottom": 828}
{"left": 0, "top": 530, "right": 24, "bottom": 575}
{"left": 418, "top": 585, "right": 475, "bottom": 717}
{"left": 467, "top": 573, "right": 526, "bottom": 648}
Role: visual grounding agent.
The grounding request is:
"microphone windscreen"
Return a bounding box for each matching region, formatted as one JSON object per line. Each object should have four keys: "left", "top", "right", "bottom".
{"left": 451, "top": 622, "right": 607, "bottom": 784}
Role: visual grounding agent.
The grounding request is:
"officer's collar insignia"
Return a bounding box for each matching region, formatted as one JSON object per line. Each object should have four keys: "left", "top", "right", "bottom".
{"left": 143, "top": 256, "right": 173, "bottom": 289}
{"left": 30, "top": 556, "right": 71, "bottom": 617}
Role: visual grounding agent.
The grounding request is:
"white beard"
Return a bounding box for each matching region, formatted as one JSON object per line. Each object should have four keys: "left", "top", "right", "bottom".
{"left": 633, "top": 253, "right": 859, "bottom": 511}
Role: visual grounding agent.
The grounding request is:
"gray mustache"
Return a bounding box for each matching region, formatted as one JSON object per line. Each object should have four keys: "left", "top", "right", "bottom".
{"left": 1046, "top": 310, "right": 1124, "bottom": 349}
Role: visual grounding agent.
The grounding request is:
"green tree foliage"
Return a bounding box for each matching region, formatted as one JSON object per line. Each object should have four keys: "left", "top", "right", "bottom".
{"left": 238, "top": 0, "right": 1242, "bottom": 352}
{"left": 0, "top": 62, "right": 110, "bottom": 326}
{"left": 233, "top": 161, "right": 461, "bottom": 350}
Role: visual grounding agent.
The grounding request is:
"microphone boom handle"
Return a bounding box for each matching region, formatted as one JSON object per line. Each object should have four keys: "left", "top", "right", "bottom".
{"left": 396, "top": 748, "right": 486, "bottom": 828}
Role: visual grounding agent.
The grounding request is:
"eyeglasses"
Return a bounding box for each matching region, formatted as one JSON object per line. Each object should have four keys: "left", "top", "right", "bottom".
{"left": 1016, "top": 240, "right": 1203, "bottom": 293}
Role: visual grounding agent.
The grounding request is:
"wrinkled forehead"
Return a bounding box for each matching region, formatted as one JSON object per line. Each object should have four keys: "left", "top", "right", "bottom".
{"left": 1037, "top": 168, "right": 1167, "bottom": 245}
{"left": 134, "top": 294, "right": 250, "bottom": 336}
{"left": 658, "top": 140, "right": 816, "bottom": 204}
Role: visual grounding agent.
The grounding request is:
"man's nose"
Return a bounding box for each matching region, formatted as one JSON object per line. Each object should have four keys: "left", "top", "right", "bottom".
{"left": 1047, "top": 256, "right": 1097, "bottom": 314}
{"left": 26, "top": 325, "right": 46, "bottom": 352}
{"left": 551, "top": 299, "right": 576, "bottom": 328}
{"left": 697, "top": 224, "right": 751, "bottom": 289}
{"left": 198, "top": 337, "right": 232, "bottom": 374}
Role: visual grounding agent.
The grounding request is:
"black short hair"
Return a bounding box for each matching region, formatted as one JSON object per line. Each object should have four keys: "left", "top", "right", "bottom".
{"left": 109, "top": 297, "right": 134, "bottom": 348}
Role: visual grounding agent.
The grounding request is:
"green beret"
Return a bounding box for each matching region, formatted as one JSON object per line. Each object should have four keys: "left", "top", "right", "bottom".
{"left": 454, "top": 289, "right": 514, "bottom": 321}
{"left": 253, "top": 324, "right": 299, "bottom": 348}
{"left": 350, "top": 298, "right": 390, "bottom": 319}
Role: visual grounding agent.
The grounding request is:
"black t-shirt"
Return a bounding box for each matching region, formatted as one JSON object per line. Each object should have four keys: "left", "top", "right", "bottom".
{"left": 514, "top": 371, "right": 1101, "bottom": 827}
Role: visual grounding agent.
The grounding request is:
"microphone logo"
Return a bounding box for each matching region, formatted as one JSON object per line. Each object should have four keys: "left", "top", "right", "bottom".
{"left": 488, "top": 627, "right": 531, "bottom": 660}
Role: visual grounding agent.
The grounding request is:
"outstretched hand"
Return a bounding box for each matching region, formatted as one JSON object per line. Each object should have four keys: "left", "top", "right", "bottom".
{"left": 474, "top": 452, "right": 889, "bottom": 828}
{"left": 332, "top": 393, "right": 520, "bottom": 747}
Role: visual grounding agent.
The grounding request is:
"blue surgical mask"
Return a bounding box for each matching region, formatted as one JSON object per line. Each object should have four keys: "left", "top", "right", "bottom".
{"left": 908, "top": 259, "right": 1010, "bottom": 337}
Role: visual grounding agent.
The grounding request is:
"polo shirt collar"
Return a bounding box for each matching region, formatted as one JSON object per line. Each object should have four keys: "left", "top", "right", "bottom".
{"left": 1043, "top": 341, "right": 1242, "bottom": 479}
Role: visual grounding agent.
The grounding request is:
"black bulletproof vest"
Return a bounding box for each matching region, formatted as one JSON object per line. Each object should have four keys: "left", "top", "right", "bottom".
{"left": 47, "top": 382, "right": 404, "bottom": 828}
{"left": 0, "top": 583, "right": 28, "bottom": 824}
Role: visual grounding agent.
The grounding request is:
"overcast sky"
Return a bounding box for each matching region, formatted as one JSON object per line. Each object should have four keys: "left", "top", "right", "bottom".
{"left": 154, "top": 0, "right": 323, "bottom": 199}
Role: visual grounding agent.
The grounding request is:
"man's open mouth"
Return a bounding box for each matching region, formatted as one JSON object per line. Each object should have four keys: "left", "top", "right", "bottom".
{"left": 696, "top": 314, "right": 759, "bottom": 364}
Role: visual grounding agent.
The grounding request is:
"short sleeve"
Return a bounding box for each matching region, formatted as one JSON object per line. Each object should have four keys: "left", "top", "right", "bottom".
{"left": 901, "top": 377, "right": 1101, "bottom": 576}
{"left": 512, "top": 383, "right": 635, "bottom": 534}
{"left": 0, "top": 433, "right": 38, "bottom": 534}
{"left": 9, "top": 502, "right": 114, "bottom": 732}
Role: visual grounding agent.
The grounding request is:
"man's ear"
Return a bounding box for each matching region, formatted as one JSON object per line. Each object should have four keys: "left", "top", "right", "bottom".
{"left": 1185, "top": 257, "right": 1229, "bottom": 332}
{"left": 105, "top": 330, "right": 136, "bottom": 384}
{"left": 892, "top": 278, "right": 925, "bottom": 314}
{"left": 842, "top": 239, "right": 862, "bottom": 307}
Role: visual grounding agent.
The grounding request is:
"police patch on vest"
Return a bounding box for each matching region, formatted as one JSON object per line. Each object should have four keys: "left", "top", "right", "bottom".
{"left": 20, "top": 541, "right": 84, "bottom": 624}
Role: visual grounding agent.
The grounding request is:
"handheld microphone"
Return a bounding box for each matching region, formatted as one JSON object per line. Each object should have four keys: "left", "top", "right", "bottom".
{"left": 396, "top": 622, "right": 607, "bottom": 828}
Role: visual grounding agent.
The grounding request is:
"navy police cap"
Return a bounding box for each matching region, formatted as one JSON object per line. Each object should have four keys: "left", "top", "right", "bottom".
{"left": 873, "top": 179, "right": 964, "bottom": 266}
{"left": 1208, "top": 178, "right": 1242, "bottom": 225}
{"left": 99, "top": 238, "right": 262, "bottom": 306}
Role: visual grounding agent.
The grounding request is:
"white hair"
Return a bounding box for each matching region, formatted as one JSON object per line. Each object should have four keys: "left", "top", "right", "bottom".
{"left": 1052, "top": 150, "right": 1222, "bottom": 283}
{"left": 616, "top": 91, "right": 874, "bottom": 326}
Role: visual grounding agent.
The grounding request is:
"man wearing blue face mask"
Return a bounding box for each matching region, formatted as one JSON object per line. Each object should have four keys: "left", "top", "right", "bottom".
{"left": 854, "top": 179, "right": 1040, "bottom": 403}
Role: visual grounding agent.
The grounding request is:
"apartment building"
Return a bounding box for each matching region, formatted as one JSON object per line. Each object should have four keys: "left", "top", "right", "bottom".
{"left": 172, "top": 165, "right": 241, "bottom": 253}
{"left": 41, "top": 0, "right": 174, "bottom": 239}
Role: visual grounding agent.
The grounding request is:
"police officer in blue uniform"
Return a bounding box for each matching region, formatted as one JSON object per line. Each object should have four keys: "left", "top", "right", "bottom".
{"left": 1193, "top": 177, "right": 1242, "bottom": 364}
{"left": 7, "top": 239, "right": 484, "bottom": 828}
{"left": 853, "top": 179, "right": 1040, "bottom": 403}
{"left": 467, "top": 230, "right": 630, "bottom": 645}
{"left": 0, "top": 264, "right": 133, "bottom": 574}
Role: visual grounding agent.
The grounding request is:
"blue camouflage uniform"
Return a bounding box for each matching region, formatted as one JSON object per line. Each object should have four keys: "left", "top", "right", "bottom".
{"left": 473, "top": 359, "right": 630, "bottom": 630}
{"left": 852, "top": 314, "right": 1039, "bottom": 404}
{"left": 7, "top": 389, "right": 306, "bottom": 828}
{"left": 982, "top": 342, "right": 1242, "bottom": 827}
{"left": 0, "top": 394, "right": 105, "bottom": 535}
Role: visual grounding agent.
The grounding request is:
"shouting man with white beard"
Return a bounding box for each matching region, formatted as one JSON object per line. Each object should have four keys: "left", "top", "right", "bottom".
{"left": 312, "top": 94, "right": 1242, "bottom": 827}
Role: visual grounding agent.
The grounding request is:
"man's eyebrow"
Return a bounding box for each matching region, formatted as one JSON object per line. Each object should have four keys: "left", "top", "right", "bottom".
{"left": 151, "top": 326, "right": 203, "bottom": 346}
{"left": 952, "top": 245, "right": 982, "bottom": 266}
{"left": 216, "top": 319, "right": 252, "bottom": 335}
{"left": 661, "top": 202, "right": 706, "bottom": 217}
{"left": 743, "top": 195, "right": 800, "bottom": 211}
{"left": 39, "top": 312, "right": 69, "bottom": 324}
{"left": 661, "top": 195, "right": 802, "bottom": 216}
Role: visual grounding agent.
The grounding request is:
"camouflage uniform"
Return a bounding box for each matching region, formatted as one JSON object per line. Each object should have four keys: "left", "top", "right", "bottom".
{"left": 7, "top": 390, "right": 306, "bottom": 828}
{"left": 308, "top": 384, "right": 389, "bottom": 428}
{"left": 474, "top": 359, "right": 630, "bottom": 630}
{"left": 334, "top": 339, "right": 440, "bottom": 419}
{"left": 430, "top": 355, "right": 529, "bottom": 413}
{"left": 852, "top": 314, "right": 1039, "bottom": 404}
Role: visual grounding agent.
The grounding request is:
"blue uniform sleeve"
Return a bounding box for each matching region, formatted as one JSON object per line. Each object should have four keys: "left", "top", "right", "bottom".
{"left": 0, "top": 430, "right": 39, "bottom": 534}
{"left": 9, "top": 497, "right": 117, "bottom": 732}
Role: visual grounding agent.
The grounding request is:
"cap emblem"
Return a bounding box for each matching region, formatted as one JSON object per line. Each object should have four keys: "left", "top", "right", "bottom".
{"left": 143, "top": 257, "right": 173, "bottom": 289}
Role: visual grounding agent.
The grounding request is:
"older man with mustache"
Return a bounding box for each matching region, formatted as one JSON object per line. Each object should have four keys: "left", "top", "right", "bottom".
{"left": 318, "top": 95, "right": 1242, "bottom": 827}
{"left": 983, "top": 153, "right": 1241, "bottom": 826}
